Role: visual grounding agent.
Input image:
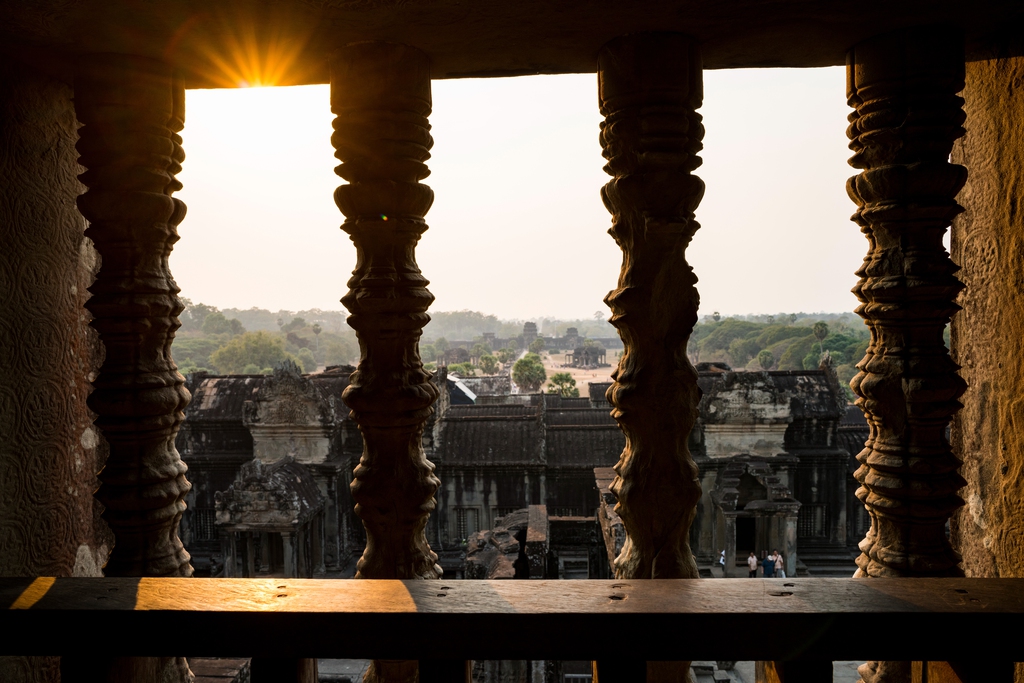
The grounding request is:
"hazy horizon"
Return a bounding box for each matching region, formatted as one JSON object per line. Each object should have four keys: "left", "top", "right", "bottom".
{"left": 172, "top": 67, "right": 867, "bottom": 320}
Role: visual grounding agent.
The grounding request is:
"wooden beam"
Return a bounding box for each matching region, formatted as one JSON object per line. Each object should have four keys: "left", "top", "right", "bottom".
{"left": 2, "top": 578, "right": 1022, "bottom": 661}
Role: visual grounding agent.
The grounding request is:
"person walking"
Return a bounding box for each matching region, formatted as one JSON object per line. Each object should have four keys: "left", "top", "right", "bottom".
{"left": 761, "top": 550, "right": 775, "bottom": 578}
{"left": 747, "top": 551, "right": 758, "bottom": 577}
{"left": 774, "top": 549, "right": 786, "bottom": 578}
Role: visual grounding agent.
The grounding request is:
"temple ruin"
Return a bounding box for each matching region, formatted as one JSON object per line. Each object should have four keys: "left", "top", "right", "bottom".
{"left": 176, "top": 362, "right": 865, "bottom": 579}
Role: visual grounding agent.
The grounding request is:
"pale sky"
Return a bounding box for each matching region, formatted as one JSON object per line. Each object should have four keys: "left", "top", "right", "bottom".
{"left": 172, "top": 67, "right": 866, "bottom": 319}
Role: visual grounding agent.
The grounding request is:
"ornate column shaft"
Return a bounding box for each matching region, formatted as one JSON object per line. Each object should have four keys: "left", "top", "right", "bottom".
{"left": 597, "top": 32, "right": 704, "bottom": 683}
{"left": 331, "top": 41, "right": 441, "bottom": 582}
{"left": 72, "top": 53, "right": 192, "bottom": 683}
{"left": 332, "top": 41, "right": 441, "bottom": 683}
{"left": 74, "top": 54, "right": 192, "bottom": 579}
{"left": 847, "top": 27, "right": 967, "bottom": 580}
{"left": 599, "top": 32, "right": 704, "bottom": 581}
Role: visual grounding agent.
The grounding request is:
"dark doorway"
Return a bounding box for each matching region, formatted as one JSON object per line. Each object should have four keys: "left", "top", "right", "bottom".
{"left": 737, "top": 516, "right": 756, "bottom": 555}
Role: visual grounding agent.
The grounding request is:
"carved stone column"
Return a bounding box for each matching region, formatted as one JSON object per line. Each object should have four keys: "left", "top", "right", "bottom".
{"left": 72, "top": 54, "right": 192, "bottom": 683}
{"left": 599, "top": 32, "right": 704, "bottom": 582}
{"left": 74, "top": 54, "right": 192, "bottom": 579}
{"left": 846, "top": 26, "right": 967, "bottom": 683}
{"left": 847, "top": 26, "right": 967, "bottom": 579}
{"left": 331, "top": 41, "right": 441, "bottom": 683}
{"left": 597, "top": 32, "right": 704, "bottom": 683}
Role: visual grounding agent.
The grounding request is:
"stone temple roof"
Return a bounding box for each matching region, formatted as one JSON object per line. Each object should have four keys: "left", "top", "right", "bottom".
{"left": 215, "top": 458, "right": 324, "bottom": 530}
{"left": 437, "top": 416, "right": 543, "bottom": 465}
{"left": 184, "top": 375, "right": 264, "bottom": 423}
{"left": 445, "top": 404, "right": 541, "bottom": 420}
{"left": 185, "top": 366, "right": 355, "bottom": 417}
{"left": 697, "top": 369, "right": 846, "bottom": 424}
{"left": 546, "top": 427, "right": 623, "bottom": 468}
{"left": 545, "top": 409, "right": 617, "bottom": 426}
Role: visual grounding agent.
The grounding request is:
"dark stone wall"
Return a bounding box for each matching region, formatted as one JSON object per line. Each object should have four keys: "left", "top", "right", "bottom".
{"left": 0, "top": 60, "right": 107, "bottom": 682}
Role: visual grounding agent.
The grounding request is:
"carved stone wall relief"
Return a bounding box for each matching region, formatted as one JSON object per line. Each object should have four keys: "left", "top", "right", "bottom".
{"left": 0, "top": 57, "right": 106, "bottom": 683}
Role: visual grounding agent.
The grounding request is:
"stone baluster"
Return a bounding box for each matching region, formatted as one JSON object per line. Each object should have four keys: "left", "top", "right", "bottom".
{"left": 596, "top": 32, "right": 704, "bottom": 683}
{"left": 846, "top": 26, "right": 967, "bottom": 683}
{"left": 72, "top": 53, "right": 192, "bottom": 683}
{"left": 331, "top": 41, "right": 444, "bottom": 683}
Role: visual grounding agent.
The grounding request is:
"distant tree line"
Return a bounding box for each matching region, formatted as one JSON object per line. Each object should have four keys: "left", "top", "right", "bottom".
{"left": 689, "top": 316, "right": 871, "bottom": 400}
{"left": 173, "top": 299, "right": 358, "bottom": 376}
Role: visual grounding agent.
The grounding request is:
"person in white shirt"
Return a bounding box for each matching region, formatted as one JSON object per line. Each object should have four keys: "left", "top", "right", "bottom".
{"left": 773, "top": 549, "right": 786, "bottom": 578}
{"left": 747, "top": 551, "right": 758, "bottom": 577}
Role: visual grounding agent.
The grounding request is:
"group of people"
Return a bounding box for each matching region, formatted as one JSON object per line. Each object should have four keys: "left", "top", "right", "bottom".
{"left": 747, "top": 550, "right": 786, "bottom": 578}
{"left": 714, "top": 549, "right": 787, "bottom": 577}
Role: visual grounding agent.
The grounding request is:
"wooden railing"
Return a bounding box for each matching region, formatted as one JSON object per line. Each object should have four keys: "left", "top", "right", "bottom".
{"left": 4, "top": 577, "right": 1022, "bottom": 678}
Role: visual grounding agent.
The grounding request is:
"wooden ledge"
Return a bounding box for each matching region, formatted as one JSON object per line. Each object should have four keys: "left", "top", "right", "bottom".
{"left": 2, "top": 577, "right": 1022, "bottom": 660}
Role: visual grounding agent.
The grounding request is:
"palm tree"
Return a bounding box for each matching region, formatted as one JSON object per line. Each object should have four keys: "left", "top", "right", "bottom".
{"left": 312, "top": 323, "right": 322, "bottom": 352}
{"left": 812, "top": 321, "right": 829, "bottom": 357}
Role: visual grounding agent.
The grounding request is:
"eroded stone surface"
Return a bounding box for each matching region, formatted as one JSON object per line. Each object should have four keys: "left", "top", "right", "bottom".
{"left": 951, "top": 40, "right": 1024, "bottom": 579}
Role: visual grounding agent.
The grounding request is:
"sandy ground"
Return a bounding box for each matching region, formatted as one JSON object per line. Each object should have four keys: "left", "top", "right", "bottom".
{"left": 539, "top": 351, "right": 617, "bottom": 396}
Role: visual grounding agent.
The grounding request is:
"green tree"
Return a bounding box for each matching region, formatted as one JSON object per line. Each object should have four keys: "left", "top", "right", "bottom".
{"left": 180, "top": 299, "right": 218, "bottom": 332}
{"left": 812, "top": 321, "right": 829, "bottom": 356}
{"left": 242, "top": 363, "right": 261, "bottom": 374}
{"left": 421, "top": 344, "right": 437, "bottom": 362}
{"left": 172, "top": 337, "right": 226, "bottom": 370}
{"left": 297, "top": 347, "right": 317, "bottom": 373}
{"left": 507, "top": 338, "right": 521, "bottom": 351}
{"left": 512, "top": 353, "right": 546, "bottom": 392}
{"left": 210, "top": 331, "right": 297, "bottom": 374}
{"left": 479, "top": 354, "right": 499, "bottom": 375}
{"left": 202, "top": 311, "right": 235, "bottom": 335}
{"left": 758, "top": 349, "right": 775, "bottom": 371}
{"left": 697, "top": 320, "right": 761, "bottom": 362}
{"left": 324, "top": 338, "right": 356, "bottom": 367}
{"left": 835, "top": 363, "right": 858, "bottom": 403}
{"left": 435, "top": 337, "right": 450, "bottom": 353}
{"left": 281, "top": 317, "right": 307, "bottom": 333}
{"left": 471, "top": 343, "right": 488, "bottom": 362}
{"left": 448, "top": 362, "right": 476, "bottom": 376}
{"left": 777, "top": 334, "right": 817, "bottom": 370}
{"left": 547, "top": 372, "right": 579, "bottom": 398}
{"left": 495, "top": 348, "right": 514, "bottom": 365}
{"left": 529, "top": 338, "right": 545, "bottom": 354}
{"left": 713, "top": 311, "right": 721, "bottom": 322}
